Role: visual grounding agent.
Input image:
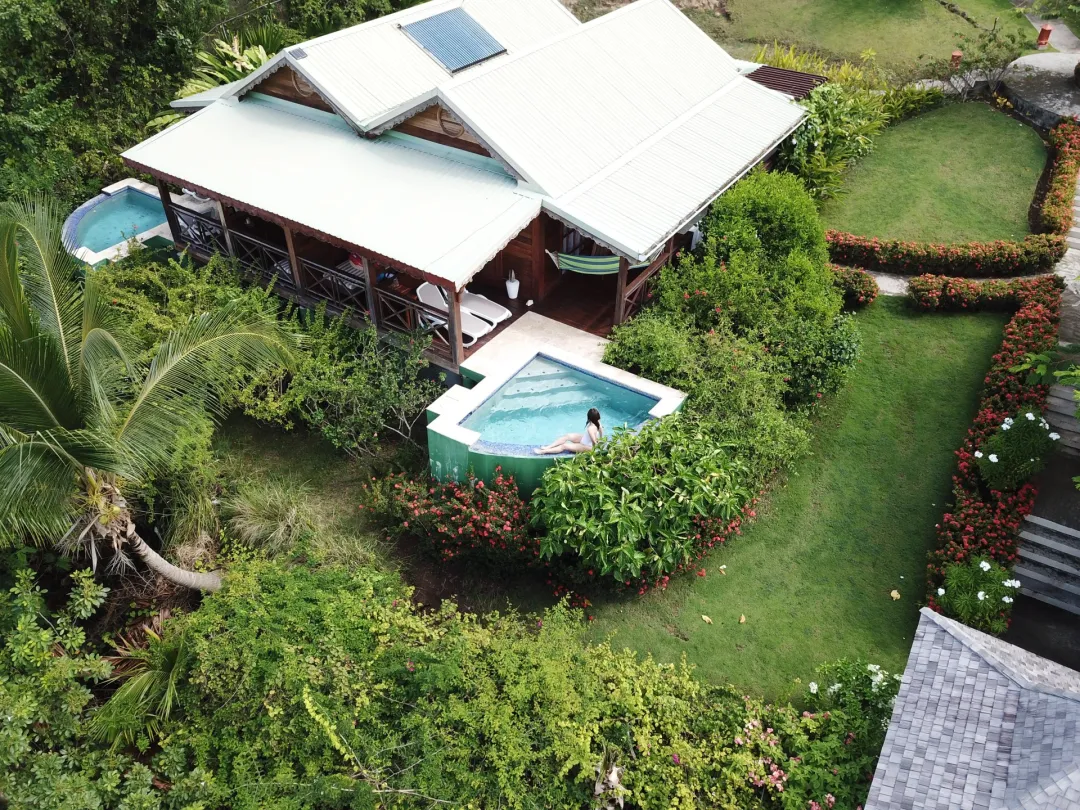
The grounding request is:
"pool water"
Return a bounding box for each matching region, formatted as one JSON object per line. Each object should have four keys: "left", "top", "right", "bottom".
{"left": 76, "top": 189, "right": 167, "bottom": 252}
{"left": 461, "top": 355, "right": 658, "bottom": 449}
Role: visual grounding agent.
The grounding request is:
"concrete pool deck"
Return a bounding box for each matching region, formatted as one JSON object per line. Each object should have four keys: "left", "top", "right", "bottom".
{"left": 427, "top": 316, "right": 685, "bottom": 494}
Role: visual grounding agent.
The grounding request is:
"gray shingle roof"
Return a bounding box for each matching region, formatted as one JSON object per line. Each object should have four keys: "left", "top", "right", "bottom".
{"left": 866, "top": 608, "right": 1080, "bottom": 810}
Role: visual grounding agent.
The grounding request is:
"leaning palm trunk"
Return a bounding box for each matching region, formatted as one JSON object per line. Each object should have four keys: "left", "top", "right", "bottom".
{"left": 128, "top": 533, "right": 222, "bottom": 592}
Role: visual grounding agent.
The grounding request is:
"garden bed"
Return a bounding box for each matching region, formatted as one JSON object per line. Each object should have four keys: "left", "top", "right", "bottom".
{"left": 584, "top": 297, "right": 1008, "bottom": 698}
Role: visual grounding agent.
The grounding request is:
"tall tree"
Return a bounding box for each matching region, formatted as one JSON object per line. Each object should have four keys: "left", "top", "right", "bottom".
{"left": 0, "top": 195, "right": 297, "bottom": 590}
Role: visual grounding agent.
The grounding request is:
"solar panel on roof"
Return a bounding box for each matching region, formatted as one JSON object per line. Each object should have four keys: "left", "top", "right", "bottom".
{"left": 401, "top": 8, "right": 506, "bottom": 73}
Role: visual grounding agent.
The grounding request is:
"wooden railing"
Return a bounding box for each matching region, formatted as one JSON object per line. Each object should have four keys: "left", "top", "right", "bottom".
{"left": 373, "top": 287, "right": 452, "bottom": 361}
{"left": 173, "top": 205, "right": 227, "bottom": 256}
{"left": 301, "top": 258, "right": 370, "bottom": 316}
{"left": 621, "top": 247, "right": 672, "bottom": 322}
{"left": 231, "top": 231, "right": 295, "bottom": 292}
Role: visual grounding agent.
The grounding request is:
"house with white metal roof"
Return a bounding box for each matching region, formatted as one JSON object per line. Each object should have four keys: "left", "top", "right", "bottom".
{"left": 122, "top": 0, "right": 807, "bottom": 369}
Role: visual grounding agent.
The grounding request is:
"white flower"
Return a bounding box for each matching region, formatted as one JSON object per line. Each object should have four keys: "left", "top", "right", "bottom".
{"left": 989, "top": 454, "right": 999, "bottom": 463}
{"left": 1001, "top": 423, "right": 1011, "bottom": 431}
{"left": 1009, "top": 579, "right": 1021, "bottom": 589}
{"left": 977, "top": 591, "right": 986, "bottom": 600}
{"left": 1002, "top": 596, "right": 1013, "bottom": 604}
{"left": 1040, "top": 419, "right": 1049, "bottom": 429}
{"left": 1025, "top": 412, "right": 1035, "bottom": 421}
{"left": 828, "top": 683, "right": 841, "bottom": 694}
{"left": 974, "top": 451, "right": 984, "bottom": 458}
{"left": 1050, "top": 432, "right": 1060, "bottom": 441}
{"left": 937, "top": 587, "right": 946, "bottom": 596}
{"left": 808, "top": 682, "right": 818, "bottom": 694}
{"left": 979, "top": 560, "right": 991, "bottom": 572}
{"left": 867, "top": 663, "right": 881, "bottom": 673}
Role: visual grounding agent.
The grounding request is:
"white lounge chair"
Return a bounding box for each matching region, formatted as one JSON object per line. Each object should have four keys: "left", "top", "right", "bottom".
{"left": 416, "top": 283, "right": 493, "bottom": 344}
{"left": 431, "top": 286, "right": 512, "bottom": 327}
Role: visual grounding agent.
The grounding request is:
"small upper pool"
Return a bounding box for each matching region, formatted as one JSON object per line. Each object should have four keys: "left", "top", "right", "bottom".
{"left": 75, "top": 187, "right": 167, "bottom": 253}
{"left": 462, "top": 355, "right": 658, "bottom": 451}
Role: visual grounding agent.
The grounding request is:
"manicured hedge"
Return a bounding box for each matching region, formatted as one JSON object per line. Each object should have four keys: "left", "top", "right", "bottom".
{"left": 916, "top": 275, "right": 1065, "bottom": 629}
{"left": 826, "top": 118, "right": 1080, "bottom": 278}
{"left": 830, "top": 265, "right": 879, "bottom": 308}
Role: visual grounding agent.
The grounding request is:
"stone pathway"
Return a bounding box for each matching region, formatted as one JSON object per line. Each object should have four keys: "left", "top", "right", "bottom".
{"left": 1021, "top": 8, "right": 1080, "bottom": 53}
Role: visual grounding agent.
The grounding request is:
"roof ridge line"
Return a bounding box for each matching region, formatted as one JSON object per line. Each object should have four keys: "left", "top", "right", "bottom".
{"left": 556, "top": 76, "right": 743, "bottom": 206}
{"left": 297, "top": 0, "right": 463, "bottom": 51}
{"left": 442, "top": 0, "right": 664, "bottom": 91}
{"left": 919, "top": 608, "right": 1080, "bottom": 704}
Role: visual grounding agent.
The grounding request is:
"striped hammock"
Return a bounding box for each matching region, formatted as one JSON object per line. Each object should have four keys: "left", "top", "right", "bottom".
{"left": 547, "top": 251, "right": 648, "bottom": 275}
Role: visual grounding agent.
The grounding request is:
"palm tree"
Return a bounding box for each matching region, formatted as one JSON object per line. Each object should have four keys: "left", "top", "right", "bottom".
{"left": 0, "top": 195, "right": 297, "bottom": 591}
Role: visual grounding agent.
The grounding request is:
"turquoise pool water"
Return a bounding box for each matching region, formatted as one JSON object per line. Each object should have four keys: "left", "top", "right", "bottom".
{"left": 76, "top": 189, "right": 167, "bottom": 252}
{"left": 461, "top": 355, "right": 658, "bottom": 450}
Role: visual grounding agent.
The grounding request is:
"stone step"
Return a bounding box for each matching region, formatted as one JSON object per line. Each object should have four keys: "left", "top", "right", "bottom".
{"left": 1020, "top": 585, "right": 1080, "bottom": 616}
{"left": 1019, "top": 544, "right": 1080, "bottom": 578}
{"left": 1067, "top": 237, "right": 1080, "bottom": 250}
{"left": 1020, "top": 521, "right": 1080, "bottom": 560}
{"left": 1025, "top": 514, "right": 1080, "bottom": 543}
{"left": 1069, "top": 228, "right": 1080, "bottom": 240}
{"left": 1014, "top": 560, "right": 1080, "bottom": 597}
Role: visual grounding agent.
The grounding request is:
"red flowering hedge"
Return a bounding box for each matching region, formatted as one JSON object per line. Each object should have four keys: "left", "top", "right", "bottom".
{"left": 1042, "top": 117, "right": 1080, "bottom": 234}
{"left": 908, "top": 274, "right": 1063, "bottom": 313}
{"left": 922, "top": 275, "right": 1064, "bottom": 622}
{"left": 826, "top": 118, "right": 1080, "bottom": 278}
{"left": 830, "top": 265, "right": 878, "bottom": 308}
{"left": 361, "top": 468, "right": 539, "bottom": 565}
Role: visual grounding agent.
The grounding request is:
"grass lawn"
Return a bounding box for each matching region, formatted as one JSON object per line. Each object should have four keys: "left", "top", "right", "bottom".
{"left": 573, "top": 0, "right": 1033, "bottom": 68}
{"left": 586, "top": 297, "right": 1007, "bottom": 699}
{"left": 819, "top": 103, "right": 1047, "bottom": 243}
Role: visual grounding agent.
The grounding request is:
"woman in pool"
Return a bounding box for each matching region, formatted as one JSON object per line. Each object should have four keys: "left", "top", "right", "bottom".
{"left": 535, "top": 408, "right": 602, "bottom": 455}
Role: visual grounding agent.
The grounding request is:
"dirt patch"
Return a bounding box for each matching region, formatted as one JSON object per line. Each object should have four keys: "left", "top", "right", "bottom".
{"left": 566, "top": 0, "right": 730, "bottom": 20}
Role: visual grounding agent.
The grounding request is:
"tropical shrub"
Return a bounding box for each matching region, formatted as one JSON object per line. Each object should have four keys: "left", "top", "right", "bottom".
{"left": 935, "top": 557, "right": 1020, "bottom": 634}
{"left": 775, "top": 314, "right": 861, "bottom": 409}
{"left": 361, "top": 469, "right": 537, "bottom": 565}
{"left": 831, "top": 265, "right": 879, "bottom": 308}
{"left": 0, "top": 568, "right": 168, "bottom": 808}
{"left": 602, "top": 310, "right": 701, "bottom": 387}
{"left": 975, "top": 409, "right": 1060, "bottom": 491}
{"left": 924, "top": 27, "right": 1031, "bottom": 99}
{"left": 826, "top": 231, "right": 1066, "bottom": 277}
{"left": 533, "top": 418, "right": 756, "bottom": 588}
{"left": 701, "top": 170, "right": 829, "bottom": 266}
{"left": 236, "top": 303, "right": 443, "bottom": 459}
{"left": 155, "top": 560, "right": 896, "bottom": 810}
{"left": 924, "top": 277, "right": 1062, "bottom": 629}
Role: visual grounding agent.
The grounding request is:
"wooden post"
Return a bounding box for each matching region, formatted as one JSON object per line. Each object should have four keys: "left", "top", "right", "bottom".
{"left": 214, "top": 200, "right": 235, "bottom": 257}
{"left": 446, "top": 285, "right": 464, "bottom": 367}
{"left": 613, "top": 257, "right": 629, "bottom": 326}
{"left": 283, "top": 226, "right": 302, "bottom": 289}
{"left": 362, "top": 257, "right": 379, "bottom": 327}
{"left": 156, "top": 180, "right": 183, "bottom": 246}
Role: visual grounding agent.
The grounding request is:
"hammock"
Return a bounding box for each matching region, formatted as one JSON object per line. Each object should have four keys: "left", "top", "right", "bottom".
{"left": 546, "top": 251, "right": 649, "bottom": 276}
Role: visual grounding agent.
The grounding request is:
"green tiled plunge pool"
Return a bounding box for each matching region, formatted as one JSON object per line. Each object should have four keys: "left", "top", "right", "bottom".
{"left": 426, "top": 346, "right": 685, "bottom": 496}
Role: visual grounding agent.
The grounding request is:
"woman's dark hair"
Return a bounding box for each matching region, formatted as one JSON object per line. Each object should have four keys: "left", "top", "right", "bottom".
{"left": 587, "top": 408, "right": 601, "bottom": 427}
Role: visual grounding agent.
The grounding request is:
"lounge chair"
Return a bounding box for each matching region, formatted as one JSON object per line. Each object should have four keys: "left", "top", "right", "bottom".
{"left": 431, "top": 286, "right": 512, "bottom": 327}
{"left": 416, "top": 282, "right": 493, "bottom": 344}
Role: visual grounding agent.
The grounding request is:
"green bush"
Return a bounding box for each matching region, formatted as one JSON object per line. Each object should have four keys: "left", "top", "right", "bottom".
{"left": 774, "top": 313, "right": 861, "bottom": 409}
{"left": 532, "top": 417, "right": 755, "bottom": 587}
{"left": 936, "top": 556, "right": 1019, "bottom": 634}
{"left": 154, "top": 560, "right": 896, "bottom": 810}
{"left": 701, "top": 170, "right": 829, "bottom": 267}
{"left": 975, "top": 409, "right": 1058, "bottom": 491}
{"left": 602, "top": 310, "right": 701, "bottom": 387}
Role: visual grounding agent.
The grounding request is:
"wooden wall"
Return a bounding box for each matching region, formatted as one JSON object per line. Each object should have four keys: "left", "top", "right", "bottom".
{"left": 470, "top": 213, "right": 564, "bottom": 303}
{"left": 392, "top": 105, "right": 491, "bottom": 157}
{"left": 248, "top": 64, "right": 336, "bottom": 113}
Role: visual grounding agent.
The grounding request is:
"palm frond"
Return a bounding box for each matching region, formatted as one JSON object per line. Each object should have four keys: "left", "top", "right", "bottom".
{"left": 0, "top": 196, "right": 85, "bottom": 384}
{"left": 0, "top": 219, "right": 36, "bottom": 342}
{"left": 114, "top": 302, "right": 297, "bottom": 477}
{"left": 79, "top": 275, "right": 135, "bottom": 425}
{"left": 0, "top": 327, "right": 80, "bottom": 430}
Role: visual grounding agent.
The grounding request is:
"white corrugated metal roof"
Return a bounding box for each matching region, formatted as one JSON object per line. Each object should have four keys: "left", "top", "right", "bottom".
{"left": 170, "top": 78, "right": 247, "bottom": 110}
{"left": 548, "top": 79, "right": 805, "bottom": 259}
{"left": 228, "top": 0, "right": 579, "bottom": 132}
{"left": 441, "top": 0, "right": 742, "bottom": 198}
{"left": 123, "top": 97, "right": 539, "bottom": 289}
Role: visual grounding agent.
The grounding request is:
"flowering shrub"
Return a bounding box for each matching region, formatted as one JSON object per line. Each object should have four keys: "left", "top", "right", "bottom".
{"left": 925, "top": 277, "right": 1062, "bottom": 631}
{"left": 361, "top": 469, "right": 538, "bottom": 565}
{"left": 975, "top": 410, "right": 1059, "bottom": 491}
{"left": 826, "top": 119, "right": 1080, "bottom": 277}
{"left": 826, "top": 231, "right": 1065, "bottom": 278}
{"left": 935, "top": 557, "right": 1020, "bottom": 634}
{"left": 533, "top": 418, "right": 757, "bottom": 590}
{"left": 1041, "top": 117, "right": 1080, "bottom": 235}
{"left": 908, "top": 273, "right": 1064, "bottom": 312}
{"left": 830, "top": 265, "right": 879, "bottom": 308}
